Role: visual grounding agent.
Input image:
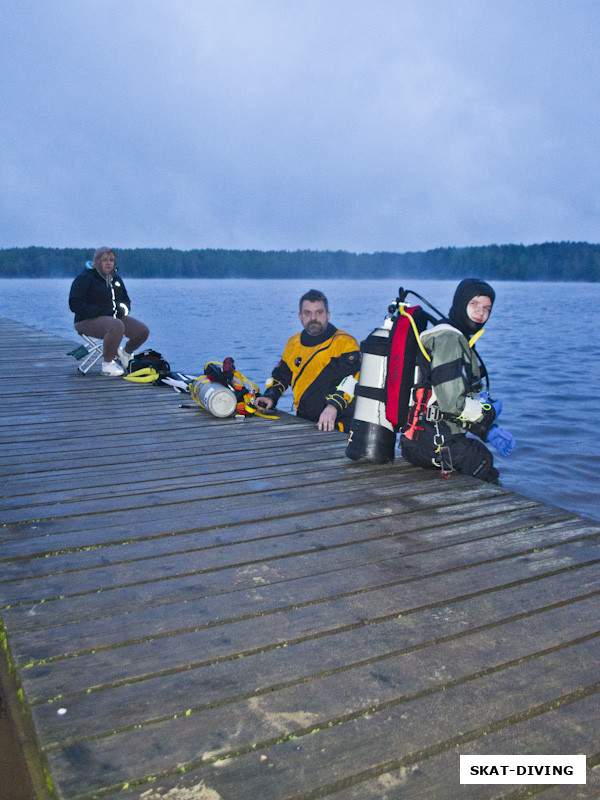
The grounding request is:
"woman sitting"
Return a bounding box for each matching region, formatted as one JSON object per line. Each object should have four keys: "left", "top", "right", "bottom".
{"left": 69, "top": 247, "right": 149, "bottom": 376}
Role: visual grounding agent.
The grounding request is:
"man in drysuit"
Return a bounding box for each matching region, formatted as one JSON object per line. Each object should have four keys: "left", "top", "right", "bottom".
{"left": 255, "top": 289, "right": 360, "bottom": 431}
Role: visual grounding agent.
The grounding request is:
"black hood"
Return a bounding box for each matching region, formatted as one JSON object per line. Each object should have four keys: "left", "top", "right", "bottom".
{"left": 447, "top": 278, "right": 495, "bottom": 336}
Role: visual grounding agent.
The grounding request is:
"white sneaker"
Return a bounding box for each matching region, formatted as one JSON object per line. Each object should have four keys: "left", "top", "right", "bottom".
{"left": 117, "top": 346, "right": 133, "bottom": 368}
{"left": 101, "top": 360, "right": 125, "bottom": 377}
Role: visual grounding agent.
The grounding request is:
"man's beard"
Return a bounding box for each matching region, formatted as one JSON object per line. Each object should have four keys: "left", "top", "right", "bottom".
{"left": 306, "top": 321, "right": 326, "bottom": 335}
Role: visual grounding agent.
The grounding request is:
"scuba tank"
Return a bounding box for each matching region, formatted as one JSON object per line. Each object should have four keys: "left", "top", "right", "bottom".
{"left": 345, "top": 288, "right": 437, "bottom": 464}
{"left": 345, "top": 316, "right": 397, "bottom": 463}
{"left": 190, "top": 358, "right": 240, "bottom": 418}
{"left": 190, "top": 378, "right": 238, "bottom": 417}
{"left": 190, "top": 358, "right": 271, "bottom": 419}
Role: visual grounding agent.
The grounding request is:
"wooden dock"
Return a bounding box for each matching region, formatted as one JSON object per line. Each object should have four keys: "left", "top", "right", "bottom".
{"left": 1, "top": 317, "right": 599, "bottom": 800}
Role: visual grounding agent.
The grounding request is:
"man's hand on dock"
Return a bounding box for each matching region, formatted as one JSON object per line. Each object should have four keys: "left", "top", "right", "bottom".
{"left": 317, "top": 404, "right": 339, "bottom": 431}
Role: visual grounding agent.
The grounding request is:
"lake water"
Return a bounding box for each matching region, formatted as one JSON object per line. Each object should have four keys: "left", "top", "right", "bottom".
{"left": 2, "top": 277, "right": 599, "bottom": 523}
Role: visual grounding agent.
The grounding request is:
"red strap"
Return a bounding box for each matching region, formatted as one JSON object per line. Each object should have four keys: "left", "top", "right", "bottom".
{"left": 386, "top": 306, "right": 420, "bottom": 428}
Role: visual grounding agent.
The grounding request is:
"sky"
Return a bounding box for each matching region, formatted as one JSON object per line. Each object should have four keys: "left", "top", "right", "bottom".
{"left": 2, "top": 0, "right": 600, "bottom": 253}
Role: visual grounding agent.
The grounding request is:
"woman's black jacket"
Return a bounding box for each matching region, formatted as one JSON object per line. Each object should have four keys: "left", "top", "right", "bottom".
{"left": 69, "top": 265, "right": 131, "bottom": 323}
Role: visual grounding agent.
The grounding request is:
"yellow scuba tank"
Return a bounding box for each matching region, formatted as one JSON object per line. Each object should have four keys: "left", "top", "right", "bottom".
{"left": 345, "top": 316, "right": 397, "bottom": 464}
{"left": 190, "top": 378, "right": 238, "bottom": 418}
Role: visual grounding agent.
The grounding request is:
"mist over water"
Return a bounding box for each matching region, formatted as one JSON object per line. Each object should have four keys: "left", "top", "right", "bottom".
{"left": 2, "top": 277, "right": 599, "bottom": 523}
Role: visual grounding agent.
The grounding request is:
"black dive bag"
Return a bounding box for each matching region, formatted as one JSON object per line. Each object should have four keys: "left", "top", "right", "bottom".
{"left": 128, "top": 349, "right": 171, "bottom": 378}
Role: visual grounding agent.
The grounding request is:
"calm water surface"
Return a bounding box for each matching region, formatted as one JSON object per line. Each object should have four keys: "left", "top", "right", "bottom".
{"left": 2, "top": 278, "right": 599, "bottom": 523}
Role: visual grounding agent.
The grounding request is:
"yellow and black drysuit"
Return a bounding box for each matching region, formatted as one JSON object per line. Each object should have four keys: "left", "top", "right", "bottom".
{"left": 264, "top": 323, "right": 361, "bottom": 431}
{"left": 401, "top": 280, "right": 500, "bottom": 483}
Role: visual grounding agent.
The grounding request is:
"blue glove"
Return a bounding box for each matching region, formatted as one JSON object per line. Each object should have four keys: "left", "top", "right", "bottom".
{"left": 486, "top": 425, "right": 515, "bottom": 456}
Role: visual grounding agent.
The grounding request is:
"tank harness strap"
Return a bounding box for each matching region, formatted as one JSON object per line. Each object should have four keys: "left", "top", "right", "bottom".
{"left": 360, "top": 336, "right": 391, "bottom": 357}
{"left": 403, "top": 387, "right": 428, "bottom": 440}
{"left": 355, "top": 384, "right": 387, "bottom": 403}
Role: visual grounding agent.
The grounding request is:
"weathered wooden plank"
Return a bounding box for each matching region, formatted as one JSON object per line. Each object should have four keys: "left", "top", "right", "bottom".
{"left": 0, "top": 457, "right": 376, "bottom": 510}
{"left": 3, "top": 512, "right": 582, "bottom": 645}
{"left": 28, "top": 575, "right": 600, "bottom": 747}
{"left": 0, "top": 392, "right": 183, "bottom": 415}
{"left": 2, "top": 503, "right": 583, "bottom": 618}
{"left": 2, "top": 318, "right": 599, "bottom": 800}
{"left": 0, "top": 493, "right": 547, "bottom": 585}
{"left": 0, "top": 396, "right": 288, "bottom": 428}
{"left": 0, "top": 474, "right": 484, "bottom": 563}
{"left": 302, "top": 693, "right": 600, "bottom": 799}
{"left": 14, "top": 534, "right": 600, "bottom": 703}
{"left": 0, "top": 438, "right": 344, "bottom": 486}
{"left": 0, "top": 427, "right": 338, "bottom": 470}
{"left": 40, "top": 633, "right": 600, "bottom": 799}
{"left": 5, "top": 505, "right": 584, "bottom": 665}
{"left": 1, "top": 412, "right": 278, "bottom": 445}
{"left": 0, "top": 463, "right": 407, "bottom": 524}
{"left": 1, "top": 490, "right": 524, "bottom": 639}
{"left": 0, "top": 465, "right": 454, "bottom": 540}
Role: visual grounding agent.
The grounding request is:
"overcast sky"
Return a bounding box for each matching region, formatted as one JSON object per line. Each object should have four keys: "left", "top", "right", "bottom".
{"left": 2, "top": 1, "right": 599, "bottom": 253}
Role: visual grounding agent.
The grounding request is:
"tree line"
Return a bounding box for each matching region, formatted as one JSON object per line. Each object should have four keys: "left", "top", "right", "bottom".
{"left": 0, "top": 242, "right": 598, "bottom": 280}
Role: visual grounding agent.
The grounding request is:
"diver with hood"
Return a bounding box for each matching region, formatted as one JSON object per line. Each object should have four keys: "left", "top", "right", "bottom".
{"left": 400, "top": 278, "right": 515, "bottom": 483}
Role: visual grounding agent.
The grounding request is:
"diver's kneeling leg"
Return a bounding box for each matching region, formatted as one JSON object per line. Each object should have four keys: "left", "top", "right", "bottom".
{"left": 400, "top": 432, "right": 438, "bottom": 471}
{"left": 446, "top": 436, "right": 499, "bottom": 483}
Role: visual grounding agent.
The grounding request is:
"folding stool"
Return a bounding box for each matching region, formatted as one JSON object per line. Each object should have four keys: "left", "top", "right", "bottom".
{"left": 67, "top": 334, "right": 104, "bottom": 374}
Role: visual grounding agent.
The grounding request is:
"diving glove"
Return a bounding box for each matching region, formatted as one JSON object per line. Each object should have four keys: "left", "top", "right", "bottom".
{"left": 486, "top": 425, "right": 515, "bottom": 456}
{"left": 465, "top": 392, "right": 499, "bottom": 440}
{"left": 475, "top": 392, "right": 502, "bottom": 418}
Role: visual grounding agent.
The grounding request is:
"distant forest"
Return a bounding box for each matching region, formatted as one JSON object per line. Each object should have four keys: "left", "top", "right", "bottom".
{"left": 0, "top": 242, "right": 598, "bottom": 281}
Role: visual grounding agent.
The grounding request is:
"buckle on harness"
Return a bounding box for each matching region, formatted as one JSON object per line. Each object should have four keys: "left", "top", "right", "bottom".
{"left": 426, "top": 404, "right": 441, "bottom": 422}
{"left": 432, "top": 419, "right": 454, "bottom": 478}
{"left": 433, "top": 445, "right": 454, "bottom": 477}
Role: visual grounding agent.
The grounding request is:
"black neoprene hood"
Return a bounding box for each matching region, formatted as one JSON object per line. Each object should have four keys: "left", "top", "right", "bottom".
{"left": 448, "top": 278, "right": 495, "bottom": 336}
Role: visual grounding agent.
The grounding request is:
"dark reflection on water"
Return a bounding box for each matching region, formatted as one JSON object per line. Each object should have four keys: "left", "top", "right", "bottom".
{"left": 2, "top": 277, "right": 598, "bottom": 522}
